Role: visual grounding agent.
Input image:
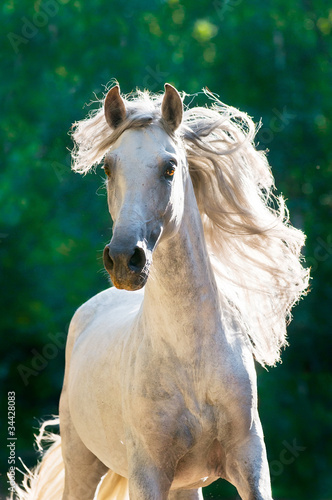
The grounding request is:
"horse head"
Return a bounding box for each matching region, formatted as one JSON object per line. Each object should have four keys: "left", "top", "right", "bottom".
{"left": 102, "top": 84, "right": 186, "bottom": 291}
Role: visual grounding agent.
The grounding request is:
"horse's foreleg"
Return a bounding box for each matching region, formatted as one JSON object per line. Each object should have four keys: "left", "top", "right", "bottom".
{"left": 60, "top": 391, "right": 108, "bottom": 500}
{"left": 127, "top": 460, "right": 172, "bottom": 500}
{"left": 225, "top": 422, "right": 273, "bottom": 500}
{"left": 126, "top": 443, "right": 174, "bottom": 500}
{"left": 168, "top": 489, "right": 204, "bottom": 500}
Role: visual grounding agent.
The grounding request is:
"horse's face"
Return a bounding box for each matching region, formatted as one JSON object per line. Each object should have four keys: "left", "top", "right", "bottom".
{"left": 103, "top": 85, "right": 185, "bottom": 291}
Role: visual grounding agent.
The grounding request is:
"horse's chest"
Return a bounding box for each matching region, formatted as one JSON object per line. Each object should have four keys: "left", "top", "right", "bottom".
{"left": 70, "top": 327, "right": 251, "bottom": 483}
{"left": 126, "top": 370, "right": 227, "bottom": 488}
{"left": 124, "top": 354, "right": 221, "bottom": 454}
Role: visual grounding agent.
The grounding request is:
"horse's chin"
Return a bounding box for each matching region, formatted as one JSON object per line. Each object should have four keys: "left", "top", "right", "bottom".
{"left": 109, "top": 272, "right": 148, "bottom": 291}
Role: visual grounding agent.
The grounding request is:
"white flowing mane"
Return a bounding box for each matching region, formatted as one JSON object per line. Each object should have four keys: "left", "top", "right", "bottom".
{"left": 71, "top": 88, "right": 309, "bottom": 367}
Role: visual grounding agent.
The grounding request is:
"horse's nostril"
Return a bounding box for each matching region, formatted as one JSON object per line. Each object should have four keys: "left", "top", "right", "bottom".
{"left": 103, "top": 245, "right": 114, "bottom": 271}
{"left": 128, "top": 247, "right": 146, "bottom": 273}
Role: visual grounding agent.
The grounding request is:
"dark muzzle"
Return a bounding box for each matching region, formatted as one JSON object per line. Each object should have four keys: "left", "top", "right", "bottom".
{"left": 103, "top": 243, "right": 148, "bottom": 290}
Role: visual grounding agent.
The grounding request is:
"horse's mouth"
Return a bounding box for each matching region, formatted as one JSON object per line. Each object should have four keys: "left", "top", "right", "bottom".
{"left": 106, "top": 269, "right": 149, "bottom": 291}
{"left": 102, "top": 240, "right": 153, "bottom": 291}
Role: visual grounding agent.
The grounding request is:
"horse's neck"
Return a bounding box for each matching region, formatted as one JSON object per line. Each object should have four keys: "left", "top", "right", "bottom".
{"left": 143, "top": 178, "right": 222, "bottom": 354}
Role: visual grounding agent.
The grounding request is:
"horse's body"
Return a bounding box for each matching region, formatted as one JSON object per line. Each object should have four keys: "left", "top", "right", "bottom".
{"left": 62, "top": 149, "right": 264, "bottom": 496}
{"left": 14, "top": 84, "right": 308, "bottom": 500}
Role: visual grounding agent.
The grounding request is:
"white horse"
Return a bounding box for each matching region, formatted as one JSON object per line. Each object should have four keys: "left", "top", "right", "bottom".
{"left": 14, "top": 84, "right": 309, "bottom": 500}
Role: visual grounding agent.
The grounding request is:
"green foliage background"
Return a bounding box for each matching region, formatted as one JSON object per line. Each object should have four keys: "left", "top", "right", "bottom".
{"left": 1, "top": 0, "right": 332, "bottom": 498}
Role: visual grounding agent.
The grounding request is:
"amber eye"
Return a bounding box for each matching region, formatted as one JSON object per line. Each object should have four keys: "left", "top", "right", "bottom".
{"left": 164, "top": 163, "right": 176, "bottom": 179}
{"left": 103, "top": 164, "right": 111, "bottom": 177}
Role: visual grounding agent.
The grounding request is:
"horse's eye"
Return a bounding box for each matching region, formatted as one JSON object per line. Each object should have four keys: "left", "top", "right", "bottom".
{"left": 164, "top": 163, "right": 176, "bottom": 179}
{"left": 103, "top": 164, "right": 111, "bottom": 177}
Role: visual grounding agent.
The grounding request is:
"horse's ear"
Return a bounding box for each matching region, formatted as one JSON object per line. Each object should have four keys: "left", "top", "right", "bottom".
{"left": 104, "top": 85, "right": 127, "bottom": 129}
{"left": 161, "top": 83, "right": 183, "bottom": 132}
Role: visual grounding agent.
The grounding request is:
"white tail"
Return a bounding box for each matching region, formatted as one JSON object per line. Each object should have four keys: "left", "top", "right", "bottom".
{"left": 10, "top": 419, "right": 129, "bottom": 500}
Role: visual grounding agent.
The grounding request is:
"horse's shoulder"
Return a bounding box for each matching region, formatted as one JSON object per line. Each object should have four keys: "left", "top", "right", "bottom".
{"left": 69, "top": 287, "right": 144, "bottom": 339}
